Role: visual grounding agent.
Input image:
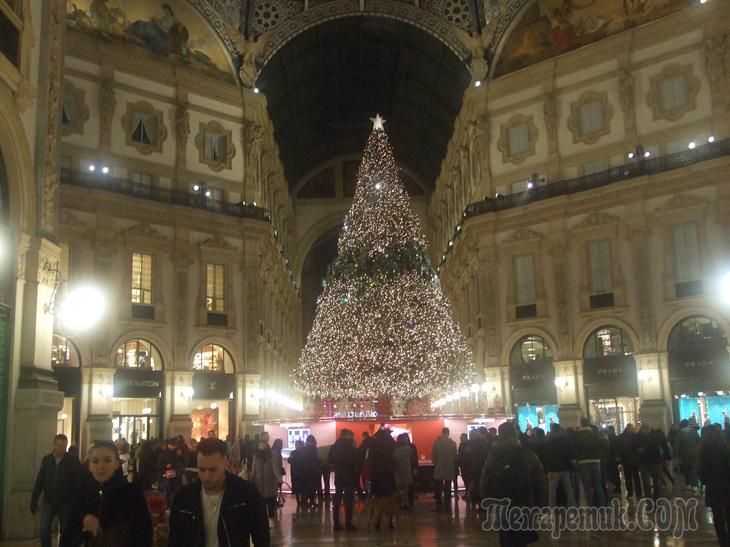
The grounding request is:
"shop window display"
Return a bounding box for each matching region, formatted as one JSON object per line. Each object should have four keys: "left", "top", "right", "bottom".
{"left": 516, "top": 404, "right": 559, "bottom": 433}
{"left": 115, "top": 338, "right": 162, "bottom": 369}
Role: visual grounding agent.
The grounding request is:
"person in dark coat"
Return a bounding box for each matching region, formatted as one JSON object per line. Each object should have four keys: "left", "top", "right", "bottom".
{"left": 328, "top": 429, "right": 359, "bottom": 531}
{"left": 637, "top": 424, "right": 665, "bottom": 500}
{"left": 288, "top": 440, "right": 305, "bottom": 506}
{"left": 606, "top": 425, "right": 620, "bottom": 493}
{"left": 368, "top": 429, "right": 398, "bottom": 529}
{"left": 469, "top": 428, "right": 490, "bottom": 506}
{"left": 700, "top": 425, "right": 730, "bottom": 547}
{"left": 618, "top": 424, "right": 643, "bottom": 500}
{"left": 481, "top": 421, "right": 547, "bottom": 547}
{"left": 543, "top": 423, "right": 575, "bottom": 507}
{"left": 357, "top": 431, "right": 372, "bottom": 499}
{"left": 168, "top": 438, "right": 270, "bottom": 546}
{"left": 31, "top": 434, "right": 82, "bottom": 547}
{"left": 158, "top": 438, "right": 183, "bottom": 506}
{"left": 60, "top": 441, "right": 153, "bottom": 547}
{"left": 573, "top": 418, "right": 605, "bottom": 507}
{"left": 299, "top": 435, "right": 321, "bottom": 507}
{"left": 457, "top": 433, "right": 473, "bottom": 505}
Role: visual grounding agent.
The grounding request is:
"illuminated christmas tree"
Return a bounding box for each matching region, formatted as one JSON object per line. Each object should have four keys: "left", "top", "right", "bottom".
{"left": 293, "top": 115, "right": 478, "bottom": 400}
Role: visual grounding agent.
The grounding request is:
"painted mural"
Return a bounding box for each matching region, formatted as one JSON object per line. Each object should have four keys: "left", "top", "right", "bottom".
{"left": 66, "top": 0, "right": 235, "bottom": 81}
{"left": 494, "top": 0, "right": 693, "bottom": 77}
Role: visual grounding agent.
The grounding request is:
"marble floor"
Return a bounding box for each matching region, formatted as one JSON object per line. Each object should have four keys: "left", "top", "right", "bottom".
{"left": 268, "top": 492, "right": 720, "bottom": 546}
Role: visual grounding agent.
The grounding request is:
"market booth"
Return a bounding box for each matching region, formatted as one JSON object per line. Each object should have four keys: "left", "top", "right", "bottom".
{"left": 263, "top": 406, "right": 508, "bottom": 492}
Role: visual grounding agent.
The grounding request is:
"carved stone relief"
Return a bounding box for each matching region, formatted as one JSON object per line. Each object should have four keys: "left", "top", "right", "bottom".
{"left": 98, "top": 78, "right": 116, "bottom": 147}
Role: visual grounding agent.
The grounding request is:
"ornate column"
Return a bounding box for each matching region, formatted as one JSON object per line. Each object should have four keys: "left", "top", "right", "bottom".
{"left": 476, "top": 244, "right": 498, "bottom": 368}
{"left": 98, "top": 77, "right": 116, "bottom": 151}
{"left": 547, "top": 239, "right": 571, "bottom": 355}
{"left": 542, "top": 90, "right": 560, "bottom": 181}
{"left": 626, "top": 225, "right": 655, "bottom": 352}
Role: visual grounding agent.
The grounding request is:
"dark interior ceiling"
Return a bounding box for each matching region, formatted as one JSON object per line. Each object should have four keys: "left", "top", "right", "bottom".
{"left": 257, "top": 16, "right": 471, "bottom": 191}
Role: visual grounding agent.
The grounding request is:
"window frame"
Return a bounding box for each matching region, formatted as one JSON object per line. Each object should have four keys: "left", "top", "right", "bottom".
{"left": 195, "top": 121, "right": 236, "bottom": 172}
{"left": 648, "top": 64, "right": 700, "bottom": 122}
{"left": 206, "top": 263, "right": 226, "bottom": 313}
{"left": 131, "top": 252, "right": 153, "bottom": 305}
{"left": 121, "top": 101, "right": 168, "bottom": 155}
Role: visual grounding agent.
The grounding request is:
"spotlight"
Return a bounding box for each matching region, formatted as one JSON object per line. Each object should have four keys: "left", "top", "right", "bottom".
{"left": 688, "top": 142, "right": 696, "bottom": 150}
{"left": 193, "top": 184, "right": 200, "bottom": 191}
{"left": 527, "top": 181, "right": 534, "bottom": 189}
{"left": 88, "top": 165, "right": 96, "bottom": 172}
{"left": 644, "top": 151, "right": 651, "bottom": 158}
{"left": 253, "top": 87, "right": 260, "bottom": 93}
{"left": 627, "top": 152, "right": 634, "bottom": 159}
{"left": 210, "top": 402, "right": 218, "bottom": 410}
{"left": 709, "top": 136, "right": 715, "bottom": 143}
{"left": 720, "top": 272, "right": 730, "bottom": 304}
{"left": 58, "top": 286, "right": 106, "bottom": 331}
{"left": 475, "top": 80, "right": 482, "bottom": 88}
{"left": 101, "top": 166, "right": 109, "bottom": 174}
{"left": 205, "top": 190, "right": 211, "bottom": 198}
{"left": 252, "top": 201, "right": 257, "bottom": 207}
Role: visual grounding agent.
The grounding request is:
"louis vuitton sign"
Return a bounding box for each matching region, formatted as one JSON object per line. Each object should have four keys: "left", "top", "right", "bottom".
{"left": 193, "top": 371, "right": 236, "bottom": 400}
{"left": 114, "top": 369, "right": 163, "bottom": 398}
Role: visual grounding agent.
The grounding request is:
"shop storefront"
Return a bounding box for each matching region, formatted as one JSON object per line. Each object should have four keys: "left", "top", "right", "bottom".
{"left": 509, "top": 335, "right": 559, "bottom": 432}
{"left": 668, "top": 316, "right": 730, "bottom": 425}
{"left": 113, "top": 367, "right": 163, "bottom": 443}
{"left": 583, "top": 326, "right": 639, "bottom": 431}
{"left": 191, "top": 371, "right": 235, "bottom": 440}
{"left": 52, "top": 334, "right": 81, "bottom": 444}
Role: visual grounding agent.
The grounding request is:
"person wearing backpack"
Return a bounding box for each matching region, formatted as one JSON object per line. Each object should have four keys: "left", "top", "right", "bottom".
{"left": 481, "top": 421, "right": 547, "bottom": 547}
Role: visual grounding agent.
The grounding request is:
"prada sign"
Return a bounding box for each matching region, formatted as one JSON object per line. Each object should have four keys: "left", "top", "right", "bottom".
{"left": 510, "top": 359, "right": 555, "bottom": 391}
{"left": 193, "top": 371, "right": 235, "bottom": 400}
{"left": 583, "top": 355, "right": 637, "bottom": 385}
{"left": 668, "top": 345, "right": 730, "bottom": 380}
{"left": 114, "top": 369, "right": 163, "bottom": 398}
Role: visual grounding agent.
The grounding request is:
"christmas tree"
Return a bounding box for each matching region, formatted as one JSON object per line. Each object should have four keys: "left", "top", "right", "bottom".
{"left": 293, "top": 115, "right": 478, "bottom": 400}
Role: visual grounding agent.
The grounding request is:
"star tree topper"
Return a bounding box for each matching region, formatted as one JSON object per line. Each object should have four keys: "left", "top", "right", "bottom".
{"left": 370, "top": 114, "right": 386, "bottom": 131}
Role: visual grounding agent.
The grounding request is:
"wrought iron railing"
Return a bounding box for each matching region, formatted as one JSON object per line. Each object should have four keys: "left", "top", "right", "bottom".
{"left": 464, "top": 138, "right": 730, "bottom": 219}
{"left": 60, "top": 167, "right": 271, "bottom": 222}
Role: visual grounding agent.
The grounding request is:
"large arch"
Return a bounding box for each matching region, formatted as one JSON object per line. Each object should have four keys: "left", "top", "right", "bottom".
{"left": 0, "top": 84, "right": 36, "bottom": 235}
{"left": 501, "top": 326, "right": 559, "bottom": 368}
{"left": 657, "top": 306, "right": 730, "bottom": 353}
{"left": 108, "top": 330, "right": 174, "bottom": 371}
{"left": 292, "top": 209, "right": 346, "bottom": 285}
{"left": 255, "top": 1, "right": 470, "bottom": 67}
{"left": 573, "top": 317, "right": 640, "bottom": 359}
{"left": 257, "top": 15, "right": 472, "bottom": 191}
{"left": 188, "top": 336, "right": 242, "bottom": 374}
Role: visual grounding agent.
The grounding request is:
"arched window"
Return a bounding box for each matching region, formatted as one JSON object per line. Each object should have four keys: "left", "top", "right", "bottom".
{"left": 583, "top": 326, "right": 633, "bottom": 359}
{"left": 115, "top": 339, "right": 162, "bottom": 369}
{"left": 510, "top": 335, "right": 553, "bottom": 365}
{"left": 192, "top": 344, "right": 234, "bottom": 373}
{"left": 51, "top": 334, "right": 80, "bottom": 367}
{"left": 668, "top": 316, "right": 728, "bottom": 352}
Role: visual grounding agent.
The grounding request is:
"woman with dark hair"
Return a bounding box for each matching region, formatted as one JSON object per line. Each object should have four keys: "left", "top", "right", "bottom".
{"left": 288, "top": 440, "right": 305, "bottom": 506}
{"left": 60, "top": 441, "right": 152, "bottom": 546}
{"left": 700, "top": 425, "right": 730, "bottom": 547}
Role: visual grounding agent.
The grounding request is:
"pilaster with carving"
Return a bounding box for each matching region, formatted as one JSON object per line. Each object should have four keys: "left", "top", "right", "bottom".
{"left": 174, "top": 100, "right": 190, "bottom": 187}
{"left": 618, "top": 68, "right": 636, "bottom": 137}
{"left": 98, "top": 78, "right": 116, "bottom": 148}
{"left": 703, "top": 34, "right": 730, "bottom": 111}
{"left": 547, "top": 239, "right": 571, "bottom": 356}
{"left": 476, "top": 244, "right": 499, "bottom": 368}
{"left": 40, "top": 0, "right": 66, "bottom": 235}
{"left": 626, "top": 226, "right": 656, "bottom": 352}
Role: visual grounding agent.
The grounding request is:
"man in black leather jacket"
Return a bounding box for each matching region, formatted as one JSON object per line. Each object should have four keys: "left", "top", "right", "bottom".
{"left": 168, "top": 438, "right": 270, "bottom": 547}
{"left": 31, "top": 434, "right": 81, "bottom": 547}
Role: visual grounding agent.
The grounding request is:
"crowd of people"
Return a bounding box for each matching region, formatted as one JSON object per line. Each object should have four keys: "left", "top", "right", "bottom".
{"left": 28, "top": 416, "right": 730, "bottom": 546}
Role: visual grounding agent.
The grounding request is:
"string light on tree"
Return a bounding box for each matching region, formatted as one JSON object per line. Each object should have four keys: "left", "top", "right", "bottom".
{"left": 292, "top": 115, "right": 478, "bottom": 399}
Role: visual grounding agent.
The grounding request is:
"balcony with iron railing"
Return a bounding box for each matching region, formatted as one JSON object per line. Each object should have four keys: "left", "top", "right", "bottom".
{"left": 60, "top": 167, "right": 272, "bottom": 223}
{"left": 435, "top": 138, "right": 730, "bottom": 268}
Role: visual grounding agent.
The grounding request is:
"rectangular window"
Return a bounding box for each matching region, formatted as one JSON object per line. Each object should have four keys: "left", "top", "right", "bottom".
{"left": 131, "top": 253, "right": 153, "bottom": 304}
{"left": 672, "top": 222, "right": 701, "bottom": 282}
{"left": 514, "top": 254, "right": 536, "bottom": 306}
{"left": 587, "top": 239, "right": 613, "bottom": 293}
{"left": 583, "top": 159, "right": 605, "bottom": 176}
{"left": 660, "top": 75, "right": 688, "bottom": 112}
{"left": 206, "top": 263, "right": 225, "bottom": 312}
{"left": 205, "top": 133, "right": 226, "bottom": 163}
{"left": 580, "top": 101, "right": 604, "bottom": 136}
{"left": 128, "top": 171, "right": 154, "bottom": 185}
{"left": 131, "top": 113, "right": 155, "bottom": 145}
{"left": 0, "top": 5, "right": 21, "bottom": 68}
{"left": 508, "top": 124, "right": 529, "bottom": 157}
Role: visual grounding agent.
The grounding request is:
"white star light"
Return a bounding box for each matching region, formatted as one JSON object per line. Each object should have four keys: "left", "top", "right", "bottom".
{"left": 370, "top": 114, "right": 386, "bottom": 131}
